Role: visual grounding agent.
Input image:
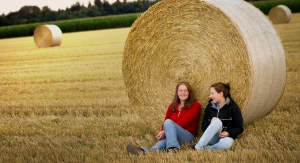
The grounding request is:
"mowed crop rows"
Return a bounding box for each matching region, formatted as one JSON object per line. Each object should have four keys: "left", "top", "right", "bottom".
{"left": 0, "top": 14, "right": 300, "bottom": 162}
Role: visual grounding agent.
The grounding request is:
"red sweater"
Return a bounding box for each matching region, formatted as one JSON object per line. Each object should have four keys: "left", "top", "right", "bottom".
{"left": 161, "top": 101, "right": 201, "bottom": 137}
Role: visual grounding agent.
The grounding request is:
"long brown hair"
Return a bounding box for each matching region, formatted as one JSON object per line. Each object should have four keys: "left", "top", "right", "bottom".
{"left": 170, "top": 82, "right": 195, "bottom": 111}
{"left": 211, "top": 82, "right": 231, "bottom": 98}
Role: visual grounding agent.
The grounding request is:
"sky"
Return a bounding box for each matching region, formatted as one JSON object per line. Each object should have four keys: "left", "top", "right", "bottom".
{"left": 0, "top": 0, "right": 134, "bottom": 15}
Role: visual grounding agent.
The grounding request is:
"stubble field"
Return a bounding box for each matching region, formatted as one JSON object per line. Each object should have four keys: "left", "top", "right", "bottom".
{"left": 0, "top": 13, "right": 299, "bottom": 162}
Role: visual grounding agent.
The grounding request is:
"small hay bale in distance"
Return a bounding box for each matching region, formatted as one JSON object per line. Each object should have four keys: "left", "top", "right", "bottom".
{"left": 122, "top": 0, "right": 286, "bottom": 124}
{"left": 268, "top": 5, "right": 292, "bottom": 24}
{"left": 34, "top": 24, "right": 62, "bottom": 48}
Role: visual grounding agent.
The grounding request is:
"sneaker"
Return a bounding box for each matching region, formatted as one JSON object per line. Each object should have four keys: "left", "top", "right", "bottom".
{"left": 126, "top": 144, "right": 144, "bottom": 155}
{"left": 168, "top": 147, "right": 179, "bottom": 153}
{"left": 189, "top": 144, "right": 196, "bottom": 150}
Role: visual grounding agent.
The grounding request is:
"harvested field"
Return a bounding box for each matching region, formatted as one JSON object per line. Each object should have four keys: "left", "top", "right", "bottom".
{"left": 0, "top": 13, "right": 299, "bottom": 162}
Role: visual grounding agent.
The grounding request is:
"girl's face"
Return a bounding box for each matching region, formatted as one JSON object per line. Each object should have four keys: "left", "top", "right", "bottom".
{"left": 177, "top": 84, "right": 189, "bottom": 102}
{"left": 209, "top": 87, "right": 224, "bottom": 104}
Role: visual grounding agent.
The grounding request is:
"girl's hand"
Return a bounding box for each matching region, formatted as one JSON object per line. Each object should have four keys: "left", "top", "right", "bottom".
{"left": 155, "top": 131, "right": 165, "bottom": 140}
{"left": 219, "top": 131, "right": 229, "bottom": 138}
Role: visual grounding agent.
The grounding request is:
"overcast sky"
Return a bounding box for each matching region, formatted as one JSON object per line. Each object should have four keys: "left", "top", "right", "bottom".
{"left": 0, "top": 0, "right": 134, "bottom": 15}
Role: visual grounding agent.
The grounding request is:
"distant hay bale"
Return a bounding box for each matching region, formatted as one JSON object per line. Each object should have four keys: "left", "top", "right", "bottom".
{"left": 268, "top": 5, "right": 292, "bottom": 24}
{"left": 122, "top": 0, "right": 286, "bottom": 124}
{"left": 34, "top": 24, "right": 62, "bottom": 48}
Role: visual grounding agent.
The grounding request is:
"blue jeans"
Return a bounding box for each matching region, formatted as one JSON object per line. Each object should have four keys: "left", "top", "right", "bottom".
{"left": 195, "top": 119, "right": 234, "bottom": 150}
{"left": 142, "top": 119, "right": 195, "bottom": 152}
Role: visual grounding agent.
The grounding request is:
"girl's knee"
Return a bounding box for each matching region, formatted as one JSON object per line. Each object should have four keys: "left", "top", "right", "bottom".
{"left": 220, "top": 138, "right": 234, "bottom": 149}
{"left": 164, "top": 119, "right": 175, "bottom": 125}
{"left": 211, "top": 119, "right": 222, "bottom": 126}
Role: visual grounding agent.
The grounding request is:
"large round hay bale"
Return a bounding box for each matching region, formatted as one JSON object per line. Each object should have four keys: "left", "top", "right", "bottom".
{"left": 33, "top": 24, "right": 62, "bottom": 48}
{"left": 123, "top": 0, "right": 286, "bottom": 124}
{"left": 268, "top": 5, "right": 292, "bottom": 24}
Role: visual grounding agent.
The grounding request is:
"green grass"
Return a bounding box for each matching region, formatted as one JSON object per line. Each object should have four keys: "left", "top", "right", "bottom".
{"left": 0, "top": 13, "right": 299, "bottom": 162}
{"left": 0, "top": 14, "right": 138, "bottom": 39}
{"left": 251, "top": 0, "right": 300, "bottom": 14}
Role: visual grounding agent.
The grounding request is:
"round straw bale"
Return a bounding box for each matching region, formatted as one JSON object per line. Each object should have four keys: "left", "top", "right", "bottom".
{"left": 123, "top": 0, "right": 286, "bottom": 124}
{"left": 34, "top": 24, "right": 62, "bottom": 48}
{"left": 268, "top": 5, "right": 292, "bottom": 24}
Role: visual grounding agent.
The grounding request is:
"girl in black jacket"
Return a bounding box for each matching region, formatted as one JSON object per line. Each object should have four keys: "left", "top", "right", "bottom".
{"left": 194, "top": 82, "right": 244, "bottom": 150}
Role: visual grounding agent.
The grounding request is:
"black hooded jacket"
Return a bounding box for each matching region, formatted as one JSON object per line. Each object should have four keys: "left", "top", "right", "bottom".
{"left": 201, "top": 97, "right": 244, "bottom": 139}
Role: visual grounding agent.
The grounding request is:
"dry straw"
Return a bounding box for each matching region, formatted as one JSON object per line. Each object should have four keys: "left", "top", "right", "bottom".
{"left": 268, "top": 5, "right": 292, "bottom": 24}
{"left": 123, "top": 0, "right": 286, "bottom": 124}
{"left": 34, "top": 24, "right": 62, "bottom": 48}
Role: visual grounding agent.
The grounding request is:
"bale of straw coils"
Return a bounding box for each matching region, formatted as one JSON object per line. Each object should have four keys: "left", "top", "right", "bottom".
{"left": 268, "top": 5, "right": 292, "bottom": 24}
{"left": 122, "top": 0, "right": 286, "bottom": 124}
{"left": 33, "top": 24, "right": 62, "bottom": 48}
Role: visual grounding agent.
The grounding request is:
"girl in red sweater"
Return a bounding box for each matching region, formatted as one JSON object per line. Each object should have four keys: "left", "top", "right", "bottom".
{"left": 126, "top": 82, "right": 201, "bottom": 155}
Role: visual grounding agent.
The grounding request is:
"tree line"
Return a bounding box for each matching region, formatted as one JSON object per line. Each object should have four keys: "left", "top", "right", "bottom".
{"left": 0, "top": 0, "right": 160, "bottom": 27}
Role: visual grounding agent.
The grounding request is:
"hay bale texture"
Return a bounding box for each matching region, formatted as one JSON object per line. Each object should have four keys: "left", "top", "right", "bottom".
{"left": 123, "top": 0, "right": 286, "bottom": 124}
{"left": 268, "top": 5, "right": 292, "bottom": 24}
{"left": 34, "top": 24, "right": 62, "bottom": 48}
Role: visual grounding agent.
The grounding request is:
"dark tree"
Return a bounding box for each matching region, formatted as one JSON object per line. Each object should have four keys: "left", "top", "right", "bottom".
{"left": 71, "top": 2, "right": 82, "bottom": 12}
{"left": 86, "top": 6, "right": 99, "bottom": 17}
{"left": 103, "top": 1, "right": 113, "bottom": 15}
{"left": 44, "top": 11, "right": 57, "bottom": 21}
{"left": 112, "top": 0, "right": 127, "bottom": 14}
{"left": 56, "top": 10, "right": 71, "bottom": 20}
{"left": 39, "top": 6, "right": 52, "bottom": 21}
{"left": 94, "top": 0, "right": 103, "bottom": 8}
{"left": 1, "top": 0, "right": 160, "bottom": 26}
{"left": 88, "top": 1, "right": 92, "bottom": 8}
{"left": 0, "top": 16, "right": 9, "bottom": 26}
{"left": 18, "top": 6, "right": 41, "bottom": 21}
{"left": 5, "top": 12, "right": 19, "bottom": 25}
